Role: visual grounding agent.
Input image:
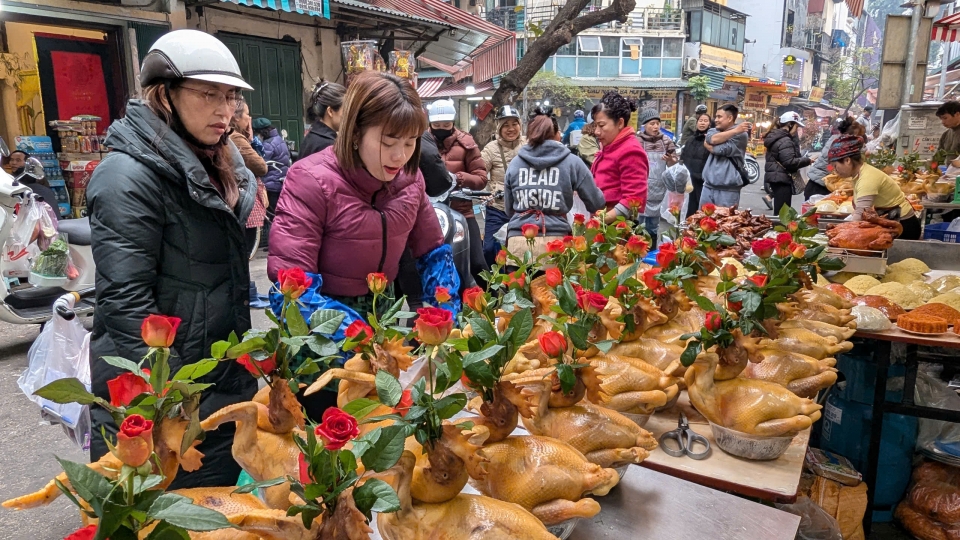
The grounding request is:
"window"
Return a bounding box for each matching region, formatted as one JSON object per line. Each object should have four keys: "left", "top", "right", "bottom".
{"left": 784, "top": 10, "right": 794, "bottom": 48}
{"left": 600, "top": 36, "right": 619, "bottom": 56}
{"left": 701, "top": 12, "right": 714, "bottom": 43}
{"left": 643, "top": 38, "right": 662, "bottom": 58}
{"left": 578, "top": 36, "right": 603, "bottom": 53}
{"left": 635, "top": 37, "right": 683, "bottom": 79}
{"left": 578, "top": 56, "right": 599, "bottom": 77}
{"left": 621, "top": 38, "right": 643, "bottom": 75}
{"left": 720, "top": 16, "right": 729, "bottom": 42}
{"left": 689, "top": 11, "right": 701, "bottom": 42}
{"left": 663, "top": 38, "right": 683, "bottom": 57}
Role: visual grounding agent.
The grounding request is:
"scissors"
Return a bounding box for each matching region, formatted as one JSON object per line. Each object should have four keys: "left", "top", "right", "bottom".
{"left": 659, "top": 412, "right": 711, "bottom": 460}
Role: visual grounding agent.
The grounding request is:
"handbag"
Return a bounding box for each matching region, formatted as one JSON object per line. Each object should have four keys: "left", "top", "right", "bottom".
{"left": 731, "top": 156, "right": 750, "bottom": 186}
{"left": 772, "top": 154, "right": 806, "bottom": 195}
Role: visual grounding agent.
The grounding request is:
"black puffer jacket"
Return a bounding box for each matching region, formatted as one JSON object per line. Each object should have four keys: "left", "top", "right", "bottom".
{"left": 298, "top": 121, "right": 337, "bottom": 161}
{"left": 87, "top": 100, "right": 257, "bottom": 488}
{"left": 763, "top": 128, "right": 811, "bottom": 186}
{"left": 680, "top": 129, "right": 711, "bottom": 181}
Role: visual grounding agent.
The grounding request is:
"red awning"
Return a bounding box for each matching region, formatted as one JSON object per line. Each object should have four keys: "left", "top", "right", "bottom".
{"left": 933, "top": 12, "right": 960, "bottom": 41}
{"left": 430, "top": 80, "right": 494, "bottom": 98}
{"left": 845, "top": 0, "right": 863, "bottom": 18}
{"left": 417, "top": 77, "right": 446, "bottom": 98}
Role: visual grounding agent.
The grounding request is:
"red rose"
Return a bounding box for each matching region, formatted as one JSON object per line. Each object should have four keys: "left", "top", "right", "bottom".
{"left": 805, "top": 213, "right": 819, "bottom": 226}
{"left": 107, "top": 372, "right": 152, "bottom": 408}
{"left": 751, "top": 238, "right": 777, "bottom": 258}
{"left": 298, "top": 452, "right": 312, "bottom": 484}
{"left": 727, "top": 300, "right": 743, "bottom": 312}
{"left": 776, "top": 232, "right": 793, "bottom": 246}
{"left": 702, "top": 203, "right": 716, "bottom": 216}
{"left": 626, "top": 197, "right": 645, "bottom": 211}
{"left": 791, "top": 243, "right": 807, "bottom": 258}
{"left": 699, "top": 217, "right": 718, "bottom": 233}
{"left": 654, "top": 285, "right": 667, "bottom": 297}
{"left": 462, "top": 286, "right": 487, "bottom": 312}
{"left": 704, "top": 311, "right": 723, "bottom": 332}
{"left": 505, "top": 271, "right": 526, "bottom": 289}
{"left": 615, "top": 221, "right": 629, "bottom": 231}
{"left": 747, "top": 274, "right": 769, "bottom": 288}
{"left": 521, "top": 223, "right": 539, "bottom": 239}
{"left": 572, "top": 236, "right": 587, "bottom": 252}
{"left": 776, "top": 244, "right": 792, "bottom": 258}
{"left": 787, "top": 221, "right": 799, "bottom": 232}
{"left": 720, "top": 263, "right": 738, "bottom": 281}
{"left": 573, "top": 214, "right": 586, "bottom": 225}
{"left": 681, "top": 236, "right": 698, "bottom": 254}
{"left": 562, "top": 235, "right": 574, "bottom": 247}
{"left": 586, "top": 218, "right": 602, "bottom": 230}
{"left": 656, "top": 242, "right": 678, "bottom": 267}
{"left": 116, "top": 414, "right": 154, "bottom": 467}
{"left": 237, "top": 352, "right": 278, "bottom": 377}
{"left": 495, "top": 250, "right": 508, "bottom": 266}
{"left": 141, "top": 314, "right": 181, "bottom": 348}
{"left": 435, "top": 287, "right": 451, "bottom": 304}
{"left": 545, "top": 267, "right": 563, "bottom": 288}
{"left": 577, "top": 289, "right": 608, "bottom": 314}
{"left": 393, "top": 389, "right": 414, "bottom": 417}
{"left": 641, "top": 267, "right": 662, "bottom": 290}
{"left": 64, "top": 525, "right": 97, "bottom": 540}
{"left": 367, "top": 272, "right": 388, "bottom": 295}
{"left": 546, "top": 239, "right": 566, "bottom": 254}
{"left": 593, "top": 233, "right": 606, "bottom": 243}
{"left": 414, "top": 307, "right": 453, "bottom": 346}
{"left": 315, "top": 407, "right": 360, "bottom": 451}
{"left": 538, "top": 331, "right": 567, "bottom": 358}
{"left": 625, "top": 235, "right": 649, "bottom": 256}
{"left": 278, "top": 268, "right": 312, "bottom": 299}
{"left": 615, "top": 285, "right": 629, "bottom": 298}
{"left": 344, "top": 320, "right": 374, "bottom": 351}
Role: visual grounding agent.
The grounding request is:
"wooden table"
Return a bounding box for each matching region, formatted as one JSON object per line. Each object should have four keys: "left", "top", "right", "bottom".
{"left": 639, "top": 393, "right": 809, "bottom": 503}
{"left": 569, "top": 465, "right": 802, "bottom": 540}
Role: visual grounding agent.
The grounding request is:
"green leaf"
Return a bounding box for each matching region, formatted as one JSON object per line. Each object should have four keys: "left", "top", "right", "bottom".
{"left": 352, "top": 478, "right": 401, "bottom": 520}
{"left": 506, "top": 309, "right": 534, "bottom": 347}
{"left": 35, "top": 379, "right": 97, "bottom": 405}
{"left": 306, "top": 336, "right": 340, "bottom": 358}
{"left": 680, "top": 341, "right": 702, "bottom": 367}
{"left": 818, "top": 257, "right": 846, "bottom": 272}
{"left": 101, "top": 356, "right": 145, "bottom": 377}
{"left": 593, "top": 339, "right": 616, "bottom": 354}
{"left": 356, "top": 425, "right": 409, "bottom": 472}
{"left": 556, "top": 363, "right": 576, "bottom": 394}
{"left": 462, "top": 345, "right": 505, "bottom": 369}
{"left": 375, "top": 371, "right": 403, "bottom": 408}
{"left": 617, "top": 261, "right": 641, "bottom": 286}
{"left": 566, "top": 321, "right": 591, "bottom": 351}
{"left": 309, "top": 309, "right": 346, "bottom": 335}
{"left": 145, "top": 522, "right": 192, "bottom": 540}
{"left": 133, "top": 474, "right": 164, "bottom": 494}
{"left": 342, "top": 398, "right": 382, "bottom": 420}
{"left": 287, "top": 306, "right": 310, "bottom": 337}
{"left": 693, "top": 294, "right": 717, "bottom": 312}
{"left": 210, "top": 341, "right": 230, "bottom": 360}
{"left": 172, "top": 359, "right": 219, "bottom": 382}
{"left": 226, "top": 338, "right": 268, "bottom": 359}
{"left": 439, "top": 353, "right": 463, "bottom": 394}
{"left": 467, "top": 317, "right": 497, "bottom": 343}
{"left": 148, "top": 493, "right": 236, "bottom": 531}
{"left": 56, "top": 456, "right": 113, "bottom": 505}
{"left": 434, "top": 394, "right": 467, "bottom": 420}
{"left": 232, "top": 477, "right": 287, "bottom": 494}
{"left": 558, "top": 281, "right": 578, "bottom": 315}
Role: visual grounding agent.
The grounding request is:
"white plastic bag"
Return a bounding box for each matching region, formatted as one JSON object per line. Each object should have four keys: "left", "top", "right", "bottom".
{"left": 566, "top": 193, "right": 590, "bottom": 227}
{"left": 776, "top": 496, "right": 843, "bottom": 540}
{"left": 3, "top": 196, "right": 43, "bottom": 268}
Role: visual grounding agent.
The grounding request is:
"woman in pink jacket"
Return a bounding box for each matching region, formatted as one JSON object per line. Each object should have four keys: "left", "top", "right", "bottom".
{"left": 590, "top": 91, "right": 649, "bottom": 224}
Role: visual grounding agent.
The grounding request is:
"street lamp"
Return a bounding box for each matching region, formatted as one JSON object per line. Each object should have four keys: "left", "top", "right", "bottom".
{"left": 466, "top": 84, "right": 477, "bottom": 95}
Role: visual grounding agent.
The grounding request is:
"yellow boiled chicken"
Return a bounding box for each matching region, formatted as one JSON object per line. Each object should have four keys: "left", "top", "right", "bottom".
{"left": 740, "top": 348, "right": 839, "bottom": 398}
{"left": 685, "top": 352, "right": 822, "bottom": 437}
{"left": 605, "top": 339, "right": 685, "bottom": 376}
{"left": 378, "top": 451, "right": 560, "bottom": 540}
{"left": 778, "top": 302, "right": 856, "bottom": 328}
{"left": 599, "top": 296, "right": 669, "bottom": 342}
{"left": 166, "top": 488, "right": 318, "bottom": 540}
{"left": 3, "top": 415, "right": 204, "bottom": 510}
{"left": 640, "top": 308, "right": 703, "bottom": 344}
{"left": 793, "top": 286, "right": 855, "bottom": 310}
{"left": 506, "top": 376, "right": 658, "bottom": 468}
{"left": 581, "top": 355, "right": 680, "bottom": 415}
{"left": 759, "top": 327, "right": 853, "bottom": 360}
{"left": 304, "top": 337, "right": 415, "bottom": 406}
{"left": 778, "top": 319, "right": 857, "bottom": 341}
{"left": 200, "top": 379, "right": 304, "bottom": 510}
{"left": 471, "top": 436, "right": 618, "bottom": 526}
{"left": 404, "top": 423, "right": 490, "bottom": 504}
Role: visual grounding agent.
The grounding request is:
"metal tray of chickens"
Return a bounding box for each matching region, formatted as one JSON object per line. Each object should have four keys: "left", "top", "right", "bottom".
{"left": 825, "top": 247, "right": 888, "bottom": 275}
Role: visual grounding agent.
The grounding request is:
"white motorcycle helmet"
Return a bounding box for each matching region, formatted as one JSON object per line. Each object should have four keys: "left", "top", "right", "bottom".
{"left": 139, "top": 30, "right": 252, "bottom": 90}
{"left": 778, "top": 111, "right": 805, "bottom": 127}
{"left": 428, "top": 99, "right": 457, "bottom": 123}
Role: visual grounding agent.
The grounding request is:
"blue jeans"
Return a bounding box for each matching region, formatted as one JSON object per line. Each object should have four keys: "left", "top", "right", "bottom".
{"left": 483, "top": 206, "right": 509, "bottom": 267}
{"left": 644, "top": 216, "right": 660, "bottom": 249}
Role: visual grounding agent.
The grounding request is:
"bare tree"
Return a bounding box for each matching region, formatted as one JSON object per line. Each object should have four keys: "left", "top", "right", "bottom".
{"left": 472, "top": 0, "right": 637, "bottom": 144}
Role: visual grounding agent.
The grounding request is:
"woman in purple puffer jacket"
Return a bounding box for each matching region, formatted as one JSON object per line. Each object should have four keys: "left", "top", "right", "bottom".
{"left": 268, "top": 71, "right": 458, "bottom": 315}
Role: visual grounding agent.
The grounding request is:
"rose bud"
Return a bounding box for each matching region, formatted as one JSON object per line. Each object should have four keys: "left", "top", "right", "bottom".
{"left": 573, "top": 214, "right": 586, "bottom": 225}
{"left": 538, "top": 331, "right": 567, "bottom": 358}
{"left": 366, "top": 272, "right": 388, "bottom": 295}
{"left": 344, "top": 320, "right": 374, "bottom": 352}
{"left": 572, "top": 236, "right": 588, "bottom": 251}
{"left": 545, "top": 267, "right": 563, "bottom": 288}
{"left": 704, "top": 311, "right": 723, "bottom": 332}
{"left": 719, "top": 263, "right": 738, "bottom": 281}
{"left": 107, "top": 372, "right": 153, "bottom": 408}
{"left": 462, "top": 286, "right": 487, "bottom": 312}
{"left": 141, "top": 315, "right": 181, "bottom": 348}
{"left": 699, "top": 217, "right": 718, "bottom": 233}
{"left": 546, "top": 240, "right": 566, "bottom": 254}
{"left": 791, "top": 243, "right": 807, "bottom": 258}
{"left": 702, "top": 203, "right": 716, "bottom": 216}
{"left": 115, "top": 414, "right": 154, "bottom": 467}
{"left": 278, "top": 267, "right": 313, "bottom": 299}
{"left": 751, "top": 238, "right": 776, "bottom": 258}
{"left": 237, "top": 352, "right": 278, "bottom": 377}
{"left": 787, "top": 221, "right": 799, "bottom": 232}
{"left": 681, "top": 236, "right": 698, "bottom": 254}
{"left": 435, "top": 286, "right": 451, "bottom": 304}
{"left": 495, "top": 250, "right": 508, "bottom": 266}
{"left": 521, "top": 223, "right": 539, "bottom": 239}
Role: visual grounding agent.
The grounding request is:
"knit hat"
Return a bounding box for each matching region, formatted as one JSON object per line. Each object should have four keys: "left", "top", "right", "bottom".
{"left": 827, "top": 134, "right": 864, "bottom": 163}
{"left": 639, "top": 108, "right": 660, "bottom": 126}
{"left": 252, "top": 117, "right": 273, "bottom": 131}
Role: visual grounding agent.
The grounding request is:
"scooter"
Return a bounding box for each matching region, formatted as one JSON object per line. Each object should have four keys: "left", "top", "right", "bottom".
{"left": 430, "top": 185, "right": 487, "bottom": 291}
{"left": 0, "top": 138, "right": 95, "bottom": 325}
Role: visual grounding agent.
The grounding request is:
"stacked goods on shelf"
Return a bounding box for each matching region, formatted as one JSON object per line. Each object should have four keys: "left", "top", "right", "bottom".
{"left": 13, "top": 136, "right": 70, "bottom": 217}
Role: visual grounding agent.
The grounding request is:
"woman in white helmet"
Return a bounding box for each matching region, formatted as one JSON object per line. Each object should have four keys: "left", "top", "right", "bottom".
{"left": 763, "top": 111, "right": 812, "bottom": 215}
{"left": 85, "top": 29, "right": 259, "bottom": 488}
{"left": 480, "top": 105, "right": 525, "bottom": 265}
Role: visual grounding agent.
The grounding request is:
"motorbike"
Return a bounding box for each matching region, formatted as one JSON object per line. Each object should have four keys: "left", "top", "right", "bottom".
{"left": 0, "top": 137, "right": 95, "bottom": 325}
{"left": 744, "top": 154, "right": 761, "bottom": 184}
{"left": 430, "top": 185, "right": 489, "bottom": 292}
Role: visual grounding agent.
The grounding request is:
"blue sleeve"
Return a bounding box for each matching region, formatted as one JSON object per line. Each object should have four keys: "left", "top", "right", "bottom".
{"left": 562, "top": 124, "right": 574, "bottom": 144}
{"left": 268, "top": 272, "right": 363, "bottom": 342}
{"left": 416, "top": 244, "right": 461, "bottom": 317}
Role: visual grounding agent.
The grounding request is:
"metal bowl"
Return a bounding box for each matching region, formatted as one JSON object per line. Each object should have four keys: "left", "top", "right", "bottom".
{"left": 656, "top": 391, "right": 681, "bottom": 412}
{"left": 622, "top": 412, "right": 652, "bottom": 428}
{"left": 613, "top": 464, "right": 630, "bottom": 480}
{"left": 546, "top": 518, "right": 580, "bottom": 539}
{"left": 709, "top": 422, "right": 795, "bottom": 461}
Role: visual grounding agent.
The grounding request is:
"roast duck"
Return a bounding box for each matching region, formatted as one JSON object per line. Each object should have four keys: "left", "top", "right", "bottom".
{"left": 684, "top": 206, "right": 773, "bottom": 259}
{"left": 826, "top": 208, "right": 903, "bottom": 251}
{"left": 896, "top": 460, "right": 960, "bottom": 540}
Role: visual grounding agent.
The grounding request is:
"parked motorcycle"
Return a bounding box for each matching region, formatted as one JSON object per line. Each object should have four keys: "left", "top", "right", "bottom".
{"left": 0, "top": 138, "right": 95, "bottom": 325}
{"left": 430, "top": 186, "right": 489, "bottom": 292}
{"left": 744, "top": 154, "right": 761, "bottom": 184}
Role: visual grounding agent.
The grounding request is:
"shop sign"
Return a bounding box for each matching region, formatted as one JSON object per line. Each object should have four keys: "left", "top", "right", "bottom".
{"left": 700, "top": 44, "right": 744, "bottom": 72}
{"left": 744, "top": 90, "right": 768, "bottom": 110}
{"left": 581, "top": 87, "right": 678, "bottom": 100}
{"left": 781, "top": 55, "right": 804, "bottom": 87}
{"left": 768, "top": 93, "right": 791, "bottom": 106}
{"left": 710, "top": 82, "right": 741, "bottom": 102}
{"left": 808, "top": 86, "right": 824, "bottom": 103}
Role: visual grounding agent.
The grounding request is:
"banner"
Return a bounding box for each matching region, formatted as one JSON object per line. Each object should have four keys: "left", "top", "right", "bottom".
{"left": 50, "top": 51, "right": 110, "bottom": 133}
{"left": 768, "top": 93, "right": 791, "bottom": 106}
{"left": 808, "top": 86, "right": 825, "bottom": 103}
{"left": 744, "top": 90, "right": 768, "bottom": 110}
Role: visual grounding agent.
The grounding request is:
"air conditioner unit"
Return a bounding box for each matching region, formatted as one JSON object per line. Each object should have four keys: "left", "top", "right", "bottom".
{"left": 684, "top": 56, "right": 701, "bottom": 74}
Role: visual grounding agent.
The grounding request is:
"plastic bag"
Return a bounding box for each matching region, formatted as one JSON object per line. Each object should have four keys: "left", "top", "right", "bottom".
{"left": 32, "top": 232, "right": 72, "bottom": 278}
{"left": 866, "top": 113, "right": 899, "bottom": 153}
{"left": 915, "top": 367, "right": 960, "bottom": 455}
{"left": 566, "top": 193, "right": 590, "bottom": 227}
{"left": 18, "top": 295, "right": 91, "bottom": 450}
{"left": 664, "top": 163, "right": 691, "bottom": 192}
{"left": 776, "top": 496, "right": 843, "bottom": 540}
{"left": 851, "top": 305, "right": 892, "bottom": 332}
{"left": 3, "top": 196, "right": 43, "bottom": 266}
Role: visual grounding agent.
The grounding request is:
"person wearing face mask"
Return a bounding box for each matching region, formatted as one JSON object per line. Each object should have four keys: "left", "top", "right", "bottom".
{"left": 299, "top": 80, "right": 346, "bottom": 161}
{"left": 427, "top": 99, "right": 489, "bottom": 288}
{"left": 763, "top": 111, "right": 812, "bottom": 215}
{"left": 268, "top": 73, "right": 459, "bottom": 419}
{"left": 480, "top": 105, "right": 525, "bottom": 266}
{"left": 637, "top": 109, "right": 684, "bottom": 246}
{"left": 85, "top": 30, "right": 259, "bottom": 488}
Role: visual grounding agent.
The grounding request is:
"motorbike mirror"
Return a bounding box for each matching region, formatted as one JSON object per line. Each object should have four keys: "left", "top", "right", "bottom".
{"left": 281, "top": 129, "right": 288, "bottom": 139}
{"left": 0, "top": 137, "right": 8, "bottom": 158}
{"left": 17, "top": 157, "right": 45, "bottom": 182}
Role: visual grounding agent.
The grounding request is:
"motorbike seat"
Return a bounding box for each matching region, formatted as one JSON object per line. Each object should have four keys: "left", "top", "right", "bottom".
{"left": 4, "top": 286, "right": 68, "bottom": 310}
{"left": 58, "top": 217, "right": 91, "bottom": 246}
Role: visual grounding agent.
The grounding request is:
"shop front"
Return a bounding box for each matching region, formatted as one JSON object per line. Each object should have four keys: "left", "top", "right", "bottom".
{"left": 573, "top": 82, "right": 687, "bottom": 133}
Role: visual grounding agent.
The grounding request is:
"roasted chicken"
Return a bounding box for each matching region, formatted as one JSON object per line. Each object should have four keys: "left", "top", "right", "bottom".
{"left": 304, "top": 337, "right": 414, "bottom": 406}
{"left": 605, "top": 339, "right": 685, "bottom": 376}
{"left": 778, "top": 302, "right": 857, "bottom": 328}
{"left": 404, "top": 424, "right": 489, "bottom": 504}
{"left": 582, "top": 355, "right": 680, "bottom": 415}
{"left": 826, "top": 208, "right": 903, "bottom": 251}
{"left": 778, "top": 319, "right": 857, "bottom": 341}
{"left": 599, "top": 296, "right": 669, "bottom": 342}
{"left": 758, "top": 327, "right": 854, "bottom": 360}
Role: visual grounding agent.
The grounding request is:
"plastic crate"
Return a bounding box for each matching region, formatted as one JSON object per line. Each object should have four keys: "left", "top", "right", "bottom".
{"left": 923, "top": 222, "right": 960, "bottom": 243}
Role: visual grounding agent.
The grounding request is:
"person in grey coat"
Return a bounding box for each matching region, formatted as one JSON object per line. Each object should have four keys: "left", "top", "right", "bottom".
{"left": 637, "top": 109, "right": 685, "bottom": 246}
{"left": 806, "top": 117, "right": 865, "bottom": 199}
{"left": 701, "top": 104, "right": 751, "bottom": 208}
{"left": 503, "top": 111, "right": 605, "bottom": 259}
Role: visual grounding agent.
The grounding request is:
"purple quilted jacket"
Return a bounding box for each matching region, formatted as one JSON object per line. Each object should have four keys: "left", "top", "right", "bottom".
{"left": 261, "top": 128, "right": 291, "bottom": 192}
{"left": 267, "top": 146, "right": 443, "bottom": 297}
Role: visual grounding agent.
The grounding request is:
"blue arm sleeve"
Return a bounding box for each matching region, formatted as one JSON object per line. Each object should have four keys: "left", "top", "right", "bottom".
{"left": 269, "top": 272, "right": 363, "bottom": 342}
{"left": 416, "top": 244, "right": 461, "bottom": 317}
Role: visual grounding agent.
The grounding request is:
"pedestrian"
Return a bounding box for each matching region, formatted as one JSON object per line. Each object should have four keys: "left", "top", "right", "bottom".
{"left": 763, "top": 111, "right": 812, "bottom": 215}
{"left": 86, "top": 29, "right": 259, "bottom": 488}
{"left": 561, "top": 109, "right": 586, "bottom": 145}
{"left": 937, "top": 101, "right": 960, "bottom": 158}
{"left": 680, "top": 104, "right": 707, "bottom": 146}
{"left": 299, "top": 80, "right": 345, "bottom": 161}
{"left": 637, "top": 108, "right": 683, "bottom": 245}
{"left": 590, "top": 91, "right": 648, "bottom": 224}
{"left": 252, "top": 117, "right": 291, "bottom": 217}
{"left": 681, "top": 111, "right": 712, "bottom": 217}
{"left": 6, "top": 150, "right": 59, "bottom": 211}
{"left": 701, "top": 104, "right": 750, "bottom": 208}
{"left": 503, "top": 108, "right": 605, "bottom": 259}
{"left": 427, "top": 98, "right": 489, "bottom": 288}
{"left": 229, "top": 103, "right": 271, "bottom": 309}
{"left": 806, "top": 117, "right": 865, "bottom": 199}
{"left": 479, "top": 105, "right": 525, "bottom": 266}
{"left": 856, "top": 105, "right": 874, "bottom": 133}
{"left": 577, "top": 118, "right": 600, "bottom": 166}
{"left": 268, "top": 72, "right": 458, "bottom": 419}
{"left": 827, "top": 134, "right": 921, "bottom": 240}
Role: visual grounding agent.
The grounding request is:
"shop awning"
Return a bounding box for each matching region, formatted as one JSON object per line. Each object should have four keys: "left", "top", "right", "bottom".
{"left": 933, "top": 12, "right": 960, "bottom": 42}
{"left": 429, "top": 80, "right": 494, "bottom": 98}
{"left": 700, "top": 65, "right": 734, "bottom": 91}
{"left": 567, "top": 78, "right": 690, "bottom": 89}
{"left": 223, "top": 0, "right": 329, "bottom": 18}
{"left": 725, "top": 75, "right": 788, "bottom": 91}
{"left": 417, "top": 77, "right": 445, "bottom": 98}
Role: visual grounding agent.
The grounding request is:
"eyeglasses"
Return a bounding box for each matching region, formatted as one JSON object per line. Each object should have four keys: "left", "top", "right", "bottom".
{"left": 178, "top": 85, "right": 244, "bottom": 111}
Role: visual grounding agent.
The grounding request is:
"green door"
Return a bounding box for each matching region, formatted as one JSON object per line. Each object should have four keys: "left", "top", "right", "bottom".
{"left": 219, "top": 34, "right": 304, "bottom": 150}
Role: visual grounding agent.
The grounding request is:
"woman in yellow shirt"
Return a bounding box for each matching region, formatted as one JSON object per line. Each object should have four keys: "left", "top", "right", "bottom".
{"left": 826, "top": 135, "right": 921, "bottom": 240}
